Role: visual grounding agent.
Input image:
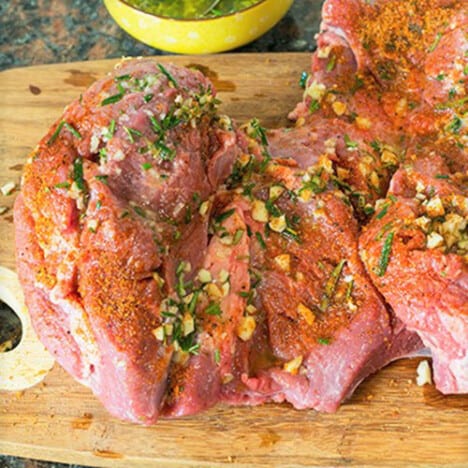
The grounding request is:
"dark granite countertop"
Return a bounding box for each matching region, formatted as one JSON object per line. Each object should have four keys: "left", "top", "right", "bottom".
{"left": 0, "top": 1, "right": 323, "bottom": 466}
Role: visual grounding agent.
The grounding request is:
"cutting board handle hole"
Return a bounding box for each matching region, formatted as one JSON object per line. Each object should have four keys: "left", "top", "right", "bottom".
{"left": 0, "top": 300, "right": 22, "bottom": 353}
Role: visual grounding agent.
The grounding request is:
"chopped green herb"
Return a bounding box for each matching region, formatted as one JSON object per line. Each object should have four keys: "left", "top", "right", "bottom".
{"left": 64, "top": 122, "right": 82, "bottom": 139}
{"left": 124, "top": 126, "right": 142, "bottom": 143}
{"left": 133, "top": 205, "right": 146, "bottom": 218}
{"left": 206, "top": 301, "right": 222, "bottom": 316}
{"left": 251, "top": 118, "right": 268, "bottom": 147}
{"left": 214, "top": 349, "right": 221, "bottom": 364}
{"left": 232, "top": 228, "right": 244, "bottom": 245}
{"left": 47, "top": 121, "right": 65, "bottom": 145}
{"left": 157, "top": 63, "right": 178, "bottom": 88}
{"left": 214, "top": 208, "right": 236, "bottom": 223}
{"left": 326, "top": 54, "right": 336, "bottom": 72}
{"left": 317, "top": 337, "right": 331, "bottom": 345}
{"left": 255, "top": 231, "right": 266, "bottom": 250}
{"left": 435, "top": 174, "right": 449, "bottom": 179}
{"left": 320, "top": 259, "right": 346, "bottom": 312}
{"left": 376, "top": 203, "right": 390, "bottom": 220}
{"left": 187, "top": 290, "right": 200, "bottom": 314}
{"left": 95, "top": 175, "right": 108, "bottom": 184}
{"left": 115, "top": 74, "right": 131, "bottom": 81}
{"left": 344, "top": 134, "right": 358, "bottom": 149}
{"left": 435, "top": 73, "right": 445, "bottom": 81}
{"left": 428, "top": 32, "right": 442, "bottom": 52}
{"left": 154, "top": 141, "right": 176, "bottom": 161}
{"left": 72, "top": 157, "right": 85, "bottom": 191}
{"left": 141, "top": 162, "right": 152, "bottom": 171}
{"left": 345, "top": 279, "right": 354, "bottom": 301}
{"left": 309, "top": 99, "right": 320, "bottom": 113}
{"left": 101, "top": 92, "right": 124, "bottom": 106}
{"left": 108, "top": 119, "right": 116, "bottom": 137}
{"left": 377, "top": 232, "right": 394, "bottom": 277}
{"left": 54, "top": 181, "right": 70, "bottom": 189}
{"left": 144, "top": 93, "right": 154, "bottom": 103}
{"left": 447, "top": 116, "right": 462, "bottom": 134}
{"left": 96, "top": 200, "right": 102, "bottom": 210}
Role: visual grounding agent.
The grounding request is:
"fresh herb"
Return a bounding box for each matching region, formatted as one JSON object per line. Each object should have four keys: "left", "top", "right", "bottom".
{"left": 376, "top": 203, "right": 390, "bottom": 220}
{"left": 317, "top": 337, "right": 331, "bottom": 345}
{"left": 377, "top": 232, "right": 394, "bottom": 277}
{"left": 72, "top": 157, "right": 85, "bottom": 191}
{"left": 320, "top": 259, "right": 346, "bottom": 312}
{"left": 447, "top": 116, "right": 462, "bottom": 134}
{"left": 101, "top": 92, "right": 124, "bottom": 106}
{"left": 47, "top": 121, "right": 65, "bottom": 145}
{"left": 108, "top": 119, "right": 116, "bottom": 137}
{"left": 232, "top": 228, "right": 244, "bottom": 245}
{"left": 144, "top": 93, "right": 154, "bottom": 103}
{"left": 54, "top": 181, "right": 70, "bottom": 189}
{"left": 205, "top": 301, "right": 222, "bottom": 316}
{"left": 435, "top": 174, "right": 449, "bottom": 179}
{"left": 96, "top": 200, "right": 102, "bottom": 210}
{"left": 428, "top": 32, "right": 442, "bottom": 52}
{"left": 141, "top": 162, "right": 152, "bottom": 171}
{"left": 251, "top": 118, "right": 268, "bottom": 147}
{"left": 124, "top": 126, "right": 142, "bottom": 143}
{"left": 214, "top": 348, "right": 221, "bottom": 364}
{"left": 435, "top": 73, "right": 445, "bottom": 81}
{"left": 115, "top": 74, "right": 131, "bottom": 81}
{"left": 64, "top": 122, "right": 82, "bottom": 139}
{"left": 95, "top": 175, "right": 108, "bottom": 184}
{"left": 214, "top": 208, "right": 236, "bottom": 223}
{"left": 133, "top": 205, "right": 146, "bottom": 218}
{"left": 154, "top": 141, "right": 176, "bottom": 161}
{"left": 309, "top": 99, "right": 320, "bottom": 113}
{"left": 255, "top": 231, "right": 266, "bottom": 250}
{"left": 157, "top": 63, "right": 178, "bottom": 88}
{"left": 326, "top": 54, "right": 336, "bottom": 72}
{"left": 344, "top": 134, "right": 358, "bottom": 149}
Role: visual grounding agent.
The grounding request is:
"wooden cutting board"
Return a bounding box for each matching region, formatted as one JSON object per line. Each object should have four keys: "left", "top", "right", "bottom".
{"left": 0, "top": 53, "right": 467, "bottom": 467}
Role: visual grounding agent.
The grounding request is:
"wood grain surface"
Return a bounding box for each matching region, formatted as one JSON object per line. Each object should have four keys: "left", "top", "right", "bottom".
{"left": 0, "top": 53, "right": 467, "bottom": 468}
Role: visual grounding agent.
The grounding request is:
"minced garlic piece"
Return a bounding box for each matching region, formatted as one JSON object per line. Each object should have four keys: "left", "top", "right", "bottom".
{"left": 283, "top": 356, "right": 303, "bottom": 375}
{"left": 416, "top": 360, "right": 432, "bottom": 386}
{"left": 205, "top": 282, "right": 223, "bottom": 299}
{"left": 182, "top": 313, "right": 194, "bottom": 336}
{"left": 297, "top": 303, "right": 315, "bottom": 326}
{"left": 381, "top": 148, "right": 398, "bottom": 166}
{"left": 414, "top": 216, "right": 431, "bottom": 233}
{"left": 274, "top": 254, "right": 291, "bottom": 272}
{"left": 269, "top": 185, "right": 284, "bottom": 200}
{"left": 1, "top": 181, "right": 16, "bottom": 196}
{"left": 237, "top": 316, "right": 256, "bottom": 341}
{"left": 425, "top": 196, "right": 445, "bottom": 217}
{"left": 197, "top": 268, "right": 212, "bottom": 283}
{"left": 252, "top": 200, "right": 269, "bottom": 223}
{"left": 427, "top": 232, "right": 444, "bottom": 249}
{"left": 305, "top": 80, "right": 326, "bottom": 101}
{"left": 152, "top": 326, "right": 165, "bottom": 341}
{"left": 356, "top": 116, "right": 372, "bottom": 130}
{"left": 269, "top": 215, "right": 287, "bottom": 233}
{"left": 332, "top": 101, "right": 347, "bottom": 116}
{"left": 199, "top": 200, "right": 210, "bottom": 216}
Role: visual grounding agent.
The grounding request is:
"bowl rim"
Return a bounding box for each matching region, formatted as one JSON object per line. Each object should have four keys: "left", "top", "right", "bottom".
{"left": 116, "top": 0, "right": 272, "bottom": 22}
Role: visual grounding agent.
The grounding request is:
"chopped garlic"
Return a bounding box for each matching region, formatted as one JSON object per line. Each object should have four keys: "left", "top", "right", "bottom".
{"left": 182, "top": 313, "right": 194, "bottom": 336}
{"left": 218, "top": 269, "right": 229, "bottom": 284}
{"left": 252, "top": 200, "right": 269, "bottom": 223}
{"left": 237, "top": 316, "right": 256, "bottom": 341}
{"left": 152, "top": 271, "right": 165, "bottom": 288}
{"left": 274, "top": 253, "right": 291, "bottom": 272}
{"left": 297, "top": 303, "right": 315, "bottom": 326}
{"left": 317, "top": 45, "right": 331, "bottom": 58}
{"left": 414, "top": 216, "right": 431, "bottom": 233}
{"left": 1, "top": 181, "right": 16, "bottom": 196}
{"left": 356, "top": 116, "right": 372, "bottom": 130}
{"left": 269, "top": 185, "right": 284, "bottom": 200}
{"left": 269, "top": 214, "right": 287, "bottom": 233}
{"left": 332, "top": 101, "right": 347, "bottom": 116}
{"left": 305, "top": 80, "right": 326, "bottom": 101}
{"left": 425, "top": 196, "right": 445, "bottom": 217}
{"left": 246, "top": 304, "right": 257, "bottom": 315}
{"left": 381, "top": 149, "right": 398, "bottom": 166}
{"left": 416, "top": 360, "right": 432, "bottom": 386}
{"left": 283, "top": 356, "right": 303, "bottom": 375}
{"left": 205, "top": 282, "right": 223, "bottom": 299}
{"left": 152, "top": 326, "right": 165, "bottom": 341}
{"left": 197, "top": 268, "right": 212, "bottom": 283}
{"left": 199, "top": 200, "right": 210, "bottom": 216}
{"left": 427, "top": 232, "right": 444, "bottom": 249}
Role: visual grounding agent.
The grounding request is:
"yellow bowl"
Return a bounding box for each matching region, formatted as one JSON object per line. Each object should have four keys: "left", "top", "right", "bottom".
{"left": 103, "top": 0, "right": 294, "bottom": 54}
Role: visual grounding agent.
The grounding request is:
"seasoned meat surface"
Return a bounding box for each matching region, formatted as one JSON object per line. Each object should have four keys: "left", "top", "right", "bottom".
{"left": 14, "top": 0, "right": 467, "bottom": 424}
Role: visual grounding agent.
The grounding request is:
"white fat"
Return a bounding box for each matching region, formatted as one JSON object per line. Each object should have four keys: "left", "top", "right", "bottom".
{"left": 416, "top": 360, "right": 432, "bottom": 386}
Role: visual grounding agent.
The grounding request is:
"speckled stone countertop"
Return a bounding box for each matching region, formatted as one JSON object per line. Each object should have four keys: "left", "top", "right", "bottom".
{"left": 0, "top": 1, "right": 322, "bottom": 466}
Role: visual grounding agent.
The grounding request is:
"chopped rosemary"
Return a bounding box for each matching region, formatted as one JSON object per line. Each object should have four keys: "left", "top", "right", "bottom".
{"left": 101, "top": 92, "right": 124, "bottom": 106}
{"left": 320, "top": 259, "right": 346, "bottom": 312}
{"left": 255, "top": 231, "right": 266, "bottom": 249}
{"left": 47, "top": 121, "right": 65, "bottom": 145}
{"left": 377, "top": 232, "right": 394, "bottom": 277}
{"left": 64, "top": 122, "right": 82, "bottom": 139}
{"left": 206, "top": 301, "right": 222, "bottom": 316}
{"left": 157, "top": 63, "right": 178, "bottom": 88}
{"left": 72, "top": 157, "right": 85, "bottom": 191}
